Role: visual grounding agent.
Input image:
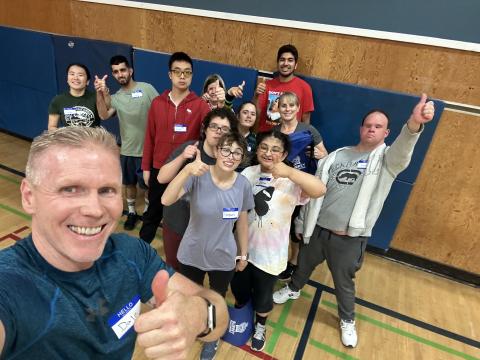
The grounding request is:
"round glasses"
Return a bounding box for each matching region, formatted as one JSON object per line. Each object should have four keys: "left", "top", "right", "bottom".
{"left": 219, "top": 147, "right": 243, "bottom": 161}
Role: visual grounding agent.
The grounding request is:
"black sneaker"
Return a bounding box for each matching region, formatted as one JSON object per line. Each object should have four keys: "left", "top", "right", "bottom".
{"left": 124, "top": 213, "right": 138, "bottom": 230}
{"left": 251, "top": 323, "right": 266, "bottom": 352}
{"left": 278, "top": 262, "right": 296, "bottom": 282}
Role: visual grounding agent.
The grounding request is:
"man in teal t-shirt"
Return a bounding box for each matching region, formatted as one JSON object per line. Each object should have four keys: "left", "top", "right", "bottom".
{"left": 95, "top": 55, "right": 158, "bottom": 231}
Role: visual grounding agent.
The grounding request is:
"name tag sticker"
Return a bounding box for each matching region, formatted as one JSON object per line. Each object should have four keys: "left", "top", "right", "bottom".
{"left": 223, "top": 207, "right": 239, "bottom": 220}
{"left": 174, "top": 124, "right": 187, "bottom": 133}
{"left": 131, "top": 90, "right": 143, "bottom": 98}
{"left": 357, "top": 160, "right": 368, "bottom": 169}
{"left": 63, "top": 108, "right": 76, "bottom": 115}
{"left": 108, "top": 295, "right": 141, "bottom": 339}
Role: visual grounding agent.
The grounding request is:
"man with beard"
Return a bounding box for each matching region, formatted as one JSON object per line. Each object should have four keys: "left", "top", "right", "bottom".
{"left": 254, "top": 44, "right": 314, "bottom": 132}
{"left": 95, "top": 55, "right": 158, "bottom": 231}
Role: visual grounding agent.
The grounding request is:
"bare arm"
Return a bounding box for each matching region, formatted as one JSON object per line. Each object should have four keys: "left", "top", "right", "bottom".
{"left": 301, "top": 111, "right": 311, "bottom": 124}
{"left": 272, "top": 162, "right": 326, "bottom": 198}
{"left": 158, "top": 142, "right": 199, "bottom": 184}
{"left": 48, "top": 114, "right": 60, "bottom": 130}
{"left": 161, "top": 149, "right": 209, "bottom": 205}
{"left": 314, "top": 141, "right": 328, "bottom": 159}
{"left": 234, "top": 211, "right": 249, "bottom": 271}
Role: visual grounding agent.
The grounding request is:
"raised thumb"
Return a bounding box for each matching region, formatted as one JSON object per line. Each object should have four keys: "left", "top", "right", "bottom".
{"left": 151, "top": 270, "right": 169, "bottom": 307}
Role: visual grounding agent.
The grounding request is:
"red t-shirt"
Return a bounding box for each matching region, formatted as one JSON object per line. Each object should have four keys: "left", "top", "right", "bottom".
{"left": 257, "top": 76, "right": 314, "bottom": 132}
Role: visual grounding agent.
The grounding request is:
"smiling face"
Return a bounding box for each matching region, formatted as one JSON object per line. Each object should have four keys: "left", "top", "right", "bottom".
{"left": 238, "top": 103, "right": 257, "bottom": 130}
{"left": 359, "top": 112, "right": 390, "bottom": 148}
{"left": 67, "top": 65, "right": 89, "bottom": 92}
{"left": 111, "top": 62, "right": 133, "bottom": 86}
{"left": 215, "top": 141, "right": 244, "bottom": 172}
{"left": 21, "top": 144, "right": 123, "bottom": 272}
{"left": 206, "top": 80, "right": 220, "bottom": 101}
{"left": 278, "top": 96, "right": 299, "bottom": 123}
{"left": 277, "top": 52, "right": 297, "bottom": 78}
{"left": 205, "top": 116, "right": 231, "bottom": 148}
{"left": 256, "top": 136, "right": 288, "bottom": 172}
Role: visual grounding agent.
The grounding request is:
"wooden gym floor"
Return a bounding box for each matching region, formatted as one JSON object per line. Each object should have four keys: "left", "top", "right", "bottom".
{"left": 1, "top": 131, "right": 479, "bottom": 360}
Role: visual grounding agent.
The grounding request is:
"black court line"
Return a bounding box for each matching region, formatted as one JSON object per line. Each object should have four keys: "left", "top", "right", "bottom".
{"left": 307, "top": 279, "right": 480, "bottom": 349}
{"left": 0, "top": 163, "right": 25, "bottom": 178}
{"left": 294, "top": 287, "right": 323, "bottom": 360}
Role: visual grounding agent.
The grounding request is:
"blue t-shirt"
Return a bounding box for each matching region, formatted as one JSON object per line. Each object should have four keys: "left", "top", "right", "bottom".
{"left": 0, "top": 233, "right": 174, "bottom": 360}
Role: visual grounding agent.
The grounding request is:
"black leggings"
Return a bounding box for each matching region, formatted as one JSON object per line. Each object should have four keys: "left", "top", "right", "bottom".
{"left": 179, "top": 263, "right": 235, "bottom": 298}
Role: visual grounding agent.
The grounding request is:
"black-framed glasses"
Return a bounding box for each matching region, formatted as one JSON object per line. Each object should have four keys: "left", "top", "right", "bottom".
{"left": 258, "top": 143, "right": 284, "bottom": 154}
{"left": 170, "top": 69, "right": 193, "bottom": 78}
{"left": 219, "top": 147, "right": 243, "bottom": 161}
{"left": 208, "top": 123, "right": 230, "bottom": 134}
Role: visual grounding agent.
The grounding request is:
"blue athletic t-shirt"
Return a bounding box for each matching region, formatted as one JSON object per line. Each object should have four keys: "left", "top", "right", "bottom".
{"left": 0, "top": 233, "right": 174, "bottom": 360}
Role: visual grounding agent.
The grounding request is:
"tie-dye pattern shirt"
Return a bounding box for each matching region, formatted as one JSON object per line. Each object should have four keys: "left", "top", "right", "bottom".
{"left": 242, "top": 165, "right": 309, "bottom": 275}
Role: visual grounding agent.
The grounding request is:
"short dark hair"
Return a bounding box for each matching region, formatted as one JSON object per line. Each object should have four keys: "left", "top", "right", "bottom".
{"left": 217, "top": 132, "right": 248, "bottom": 163}
{"left": 110, "top": 55, "right": 130, "bottom": 67}
{"left": 168, "top": 52, "right": 193, "bottom": 70}
{"left": 277, "top": 44, "right": 299, "bottom": 62}
{"left": 201, "top": 108, "right": 238, "bottom": 141}
{"left": 66, "top": 63, "right": 91, "bottom": 81}
{"left": 361, "top": 109, "right": 390, "bottom": 128}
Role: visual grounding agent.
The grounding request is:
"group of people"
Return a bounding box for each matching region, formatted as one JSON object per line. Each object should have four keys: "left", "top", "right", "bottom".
{"left": 0, "top": 43, "right": 435, "bottom": 359}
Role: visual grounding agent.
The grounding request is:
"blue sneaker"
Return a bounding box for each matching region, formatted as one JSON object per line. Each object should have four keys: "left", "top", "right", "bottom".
{"left": 200, "top": 340, "right": 219, "bottom": 360}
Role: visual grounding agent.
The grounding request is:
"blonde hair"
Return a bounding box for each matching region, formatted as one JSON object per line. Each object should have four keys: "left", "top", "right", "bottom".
{"left": 278, "top": 91, "right": 299, "bottom": 106}
{"left": 26, "top": 126, "right": 119, "bottom": 185}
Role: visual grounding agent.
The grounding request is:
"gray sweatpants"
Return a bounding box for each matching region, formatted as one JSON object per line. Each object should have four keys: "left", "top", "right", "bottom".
{"left": 290, "top": 225, "right": 368, "bottom": 321}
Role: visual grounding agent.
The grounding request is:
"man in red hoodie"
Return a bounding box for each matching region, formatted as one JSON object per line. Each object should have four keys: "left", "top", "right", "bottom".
{"left": 140, "top": 52, "right": 210, "bottom": 244}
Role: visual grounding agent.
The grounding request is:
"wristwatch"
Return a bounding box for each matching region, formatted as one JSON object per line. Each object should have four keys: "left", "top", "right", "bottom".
{"left": 197, "top": 298, "right": 216, "bottom": 338}
{"left": 235, "top": 254, "right": 249, "bottom": 261}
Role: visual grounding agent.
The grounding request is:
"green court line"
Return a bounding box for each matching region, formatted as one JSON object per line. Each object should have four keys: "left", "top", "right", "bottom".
{"left": 266, "top": 300, "right": 299, "bottom": 353}
{"left": 0, "top": 174, "right": 21, "bottom": 185}
{"left": 322, "top": 300, "right": 480, "bottom": 360}
{"left": 309, "top": 339, "right": 360, "bottom": 360}
{"left": 0, "top": 203, "right": 31, "bottom": 220}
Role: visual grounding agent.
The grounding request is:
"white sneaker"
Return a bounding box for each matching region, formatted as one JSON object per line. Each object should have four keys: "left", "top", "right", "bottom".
{"left": 340, "top": 319, "right": 358, "bottom": 347}
{"left": 273, "top": 285, "right": 300, "bottom": 304}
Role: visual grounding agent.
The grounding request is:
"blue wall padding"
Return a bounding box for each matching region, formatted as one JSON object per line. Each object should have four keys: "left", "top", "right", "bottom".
{"left": 51, "top": 35, "right": 133, "bottom": 139}
{"left": 0, "top": 25, "right": 445, "bottom": 250}
{"left": 0, "top": 26, "right": 57, "bottom": 138}
{"left": 133, "top": 49, "right": 258, "bottom": 110}
{"left": 304, "top": 76, "right": 444, "bottom": 249}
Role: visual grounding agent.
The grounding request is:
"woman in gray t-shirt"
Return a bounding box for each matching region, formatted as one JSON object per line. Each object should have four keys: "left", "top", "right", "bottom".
{"left": 162, "top": 132, "right": 254, "bottom": 299}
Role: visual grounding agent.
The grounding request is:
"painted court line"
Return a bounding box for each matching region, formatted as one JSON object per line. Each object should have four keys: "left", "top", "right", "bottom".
{"left": 322, "top": 300, "right": 479, "bottom": 360}
{"left": 0, "top": 163, "right": 25, "bottom": 178}
{"left": 311, "top": 281, "right": 480, "bottom": 349}
{"left": 308, "top": 339, "right": 359, "bottom": 360}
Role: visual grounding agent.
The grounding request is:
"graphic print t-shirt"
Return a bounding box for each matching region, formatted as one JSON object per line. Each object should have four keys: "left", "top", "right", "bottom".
{"left": 48, "top": 91, "right": 100, "bottom": 127}
{"left": 242, "top": 165, "right": 309, "bottom": 275}
{"left": 317, "top": 148, "right": 371, "bottom": 232}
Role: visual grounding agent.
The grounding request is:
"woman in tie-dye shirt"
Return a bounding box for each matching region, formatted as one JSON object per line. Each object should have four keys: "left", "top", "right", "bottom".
{"left": 230, "top": 129, "right": 325, "bottom": 352}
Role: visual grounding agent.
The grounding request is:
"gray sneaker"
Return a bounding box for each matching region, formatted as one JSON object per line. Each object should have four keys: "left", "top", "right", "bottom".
{"left": 200, "top": 340, "right": 219, "bottom": 360}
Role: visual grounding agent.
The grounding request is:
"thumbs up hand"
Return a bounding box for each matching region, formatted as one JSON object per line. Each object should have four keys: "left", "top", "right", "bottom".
{"left": 182, "top": 141, "right": 199, "bottom": 160}
{"left": 134, "top": 270, "right": 202, "bottom": 359}
{"left": 407, "top": 93, "right": 435, "bottom": 132}
{"left": 186, "top": 148, "right": 209, "bottom": 177}
{"left": 227, "top": 80, "right": 245, "bottom": 98}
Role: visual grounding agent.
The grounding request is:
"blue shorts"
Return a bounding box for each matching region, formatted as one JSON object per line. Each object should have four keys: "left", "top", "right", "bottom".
{"left": 120, "top": 155, "right": 147, "bottom": 189}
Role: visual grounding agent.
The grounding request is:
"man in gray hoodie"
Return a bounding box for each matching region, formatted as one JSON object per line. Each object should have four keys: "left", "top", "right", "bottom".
{"left": 273, "top": 94, "right": 435, "bottom": 348}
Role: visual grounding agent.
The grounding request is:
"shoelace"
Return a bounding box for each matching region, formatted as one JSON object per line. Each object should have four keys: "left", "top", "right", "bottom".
{"left": 253, "top": 324, "right": 266, "bottom": 340}
{"left": 341, "top": 321, "right": 355, "bottom": 335}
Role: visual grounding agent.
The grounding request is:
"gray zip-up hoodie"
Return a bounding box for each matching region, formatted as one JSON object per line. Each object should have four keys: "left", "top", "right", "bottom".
{"left": 295, "top": 123, "right": 424, "bottom": 242}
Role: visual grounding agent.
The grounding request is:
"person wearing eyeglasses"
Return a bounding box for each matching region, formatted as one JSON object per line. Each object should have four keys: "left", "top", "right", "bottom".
{"left": 230, "top": 130, "right": 325, "bottom": 351}
{"left": 140, "top": 52, "right": 211, "bottom": 245}
{"left": 162, "top": 131, "right": 254, "bottom": 360}
{"left": 156, "top": 108, "right": 239, "bottom": 271}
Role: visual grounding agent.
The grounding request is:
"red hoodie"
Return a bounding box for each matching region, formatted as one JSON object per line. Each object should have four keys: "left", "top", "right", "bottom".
{"left": 142, "top": 90, "right": 210, "bottom": 170}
